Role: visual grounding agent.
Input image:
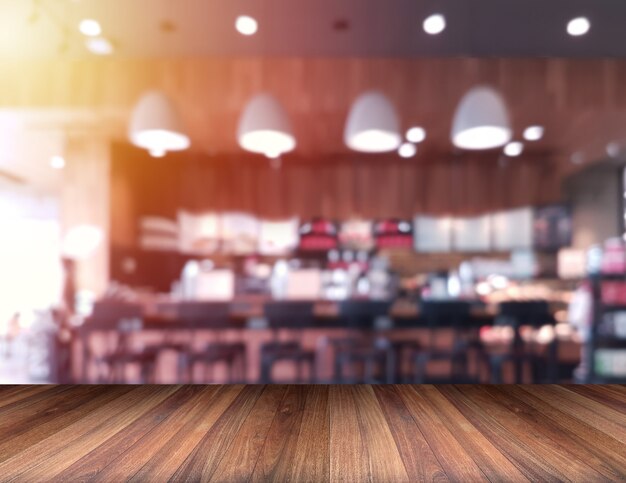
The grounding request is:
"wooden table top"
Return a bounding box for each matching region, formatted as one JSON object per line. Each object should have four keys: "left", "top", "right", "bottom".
{"left": 0, "top": 384, "right": 623, "bottom": 481}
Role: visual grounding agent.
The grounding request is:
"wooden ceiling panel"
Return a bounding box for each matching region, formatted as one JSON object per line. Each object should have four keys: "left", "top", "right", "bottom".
{"left": 3, "top": 57, "right": 626, "bottom": 172}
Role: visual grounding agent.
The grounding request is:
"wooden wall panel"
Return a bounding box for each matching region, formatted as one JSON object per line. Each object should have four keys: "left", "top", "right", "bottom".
{"left": 110, "top": 143, "right": 562, "bottom": 248}
{"left": 3, "top": 57, "right": 626, "bottom": 173}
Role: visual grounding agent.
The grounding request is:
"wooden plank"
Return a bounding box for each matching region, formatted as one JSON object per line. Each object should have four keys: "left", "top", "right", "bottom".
{"left": 417, "top": 385, "right": 529, "bottom": 482}
{"left": 438, "top": 385, "right": 571, "bottom": 481}
{"left": 56, "top": 385, "right": 209, "bottom": 481}
{"left": 328, "top": 385, "right": 370, "bottom": 482}
{"left": 210, "top": 385, "right": 287, "bottom": 482}
{"left": 373, "top": 385, "right": 447, "bottom": 482}
{"left": 128, "top": 385, "right": 246, "bottom": 482}
{"left": 0, "top": 385, "right": 179, "bottom": 481}
{"left": 0, "top": 385, "right": 132, "bottom": 463}
{"left": 480, "top": 385, "right": 623, "bottom": 481}
{"left": 559, "top": 384, "right": 626, "bottom": 414}
{"left": 285, "top": 385, "right": 330, "bottom": 483}
{"left": 351, "top": 385, "right": 410, "bottom": 482}
{"left": 0, "top": 385, "right": 52, "bottom": 410}
{"left": 250, "top": 385, "right": 308, "bottom": 481}
{"left": 548, "top": 385, "right": 626, "bottom": 428}
{"left": 396, "top": 386, "right": 488, "bottom": 482}
{"left": 500, "top": 385, "right": 626, "bottom": 477}
{"left": 0, "top": 385, "right": 73, "bottom": 429}
{"left": 171, "top": 385, "right": 265, "bottom": 481}
{"left": 0, "top": 385, "right": 107, "bottom": 437}
{"left": 0, "top": 384, "right": 622, "bottom": 481}
{"left": 443, "top": 385, "right": 606, "bottom": 481}
{"left": 519, "top": 385, "right": 626, "bottom": 443}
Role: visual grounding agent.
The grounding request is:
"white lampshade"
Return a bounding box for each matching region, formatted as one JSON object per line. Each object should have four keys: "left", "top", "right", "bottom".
{"left": 237, "top": 93, "right": 296, "bottom": 157}
{"left": 129, "top": 91, "right": 190, "bottom": 157}
{"left": 451, "top": 86, "right": 512, "bottom": 150}
{"left": 344, "top": 91, "right": 401, "bottom": 153}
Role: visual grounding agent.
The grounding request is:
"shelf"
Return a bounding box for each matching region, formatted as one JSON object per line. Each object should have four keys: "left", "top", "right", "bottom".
{"left": 588, "top": 375, "right": 626, "bottom": 384}
{"left": 590, "top": 273, "right": 626, "bottom": 281}
{"left": 593, "top": 336, "right": 626, "bottom": 348}
{"left": 600, "top": 304, "right": 626, "bottom": 312}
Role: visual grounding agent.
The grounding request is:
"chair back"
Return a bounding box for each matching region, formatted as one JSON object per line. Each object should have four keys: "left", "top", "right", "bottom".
{"left": 263, "top": 301, "right": 316, "bottom": 328}
{"left": 174, "top": 301, "right": 232, "bottom": 328}
{"left": 90, "top": 301, "right": 143, "bottom": 331}
{"left": 497, "top": 300, "right": 551, "bottom": 327}
{"left": 420, "top": 300, "right": 472, "bottom": 328}
{"left": 338, "top": 300, "right": 392, "bottom": 329}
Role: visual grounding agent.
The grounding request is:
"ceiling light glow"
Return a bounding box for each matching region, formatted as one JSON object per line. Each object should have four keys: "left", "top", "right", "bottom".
{"left": 236, "top": 15, "right": 258, "bottom": 35}
{"left": 567, "top": 17, "right": 590, "bottom": 36}
{"left": 607, "top": 142, "right": 621, "bottom": 158}
{"left": 398, "top": 142, "right": 417, "bottom": 158}
{"left": 504, "top": 141, "right": 523, "bottom": 157}
{"left": 523, "top": 125, "right": 544, "bottom": 141}
{"left": 85, "top": 36, "right": 114, "bottom": 55}
{"left": 79, "top": 19, "right": 101, "bottom": 37}
{"left": 423, "top": 14, "right": 446, "bottom": 35}
{"left": 50, "top": 155, "right": 65, "bottom": 169}
{"left": 571, "top": 151, "right": 585, "bottom": 165}
{"left": 406, "top": 126, "right": 426, "bottom": 143}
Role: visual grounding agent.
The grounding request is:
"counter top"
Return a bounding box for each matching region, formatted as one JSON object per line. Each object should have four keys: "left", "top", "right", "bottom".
{"left": 0, "top": 384, "right": 623, "bottom": 481}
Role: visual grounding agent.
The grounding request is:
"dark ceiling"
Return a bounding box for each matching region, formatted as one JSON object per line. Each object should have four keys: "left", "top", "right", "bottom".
{"left": 2, "top": 0, "right": 626, "bottom": 59}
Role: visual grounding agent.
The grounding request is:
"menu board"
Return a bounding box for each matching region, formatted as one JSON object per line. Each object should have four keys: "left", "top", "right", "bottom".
{"left": 557, "top": 248, "right": 587, "bottom": 279}
{"left": 491, "top": 207, "right": 533, "bottom": 251}
{"left": 177, "top": 210, "right": 219, "bottom": 254}
{"left": 258, "top": 218, "right": 300, "bottom": 255}
{"left": 452, "top": 215, "right": 491, "bottom": 252}
{"left": 414, "top": 216, "right": 452, "bottom": 252}
{"left": 533, "top": 204, "right": 572, "bottom": 251}
{"left": 299, "top": 218, "right": 339, "bottom": 251}
{"left": 221, "top": 212, "right": 259, "bottom": 255}
{"left": 374, "top": 219, "right": 413, "bottom": 249}
{"left": 339, "top": 219, "right": 374, "bottom": 251}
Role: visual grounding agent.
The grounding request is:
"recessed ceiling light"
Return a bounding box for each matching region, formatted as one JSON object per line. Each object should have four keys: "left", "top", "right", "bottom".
{"left": 607, "top": 142, "right": 621, "bottom": 157}
{"left": 50, "top": 155, "right": 65, "bottom": 169}
{"left": 406, "top": 126, "right": 426, "bottom": 143}
{"left": 85, "top": 37, "right": 114, "bottom": 55}
{"left": 423, "top": 14, "right": 446, "bottom": 35}
{"left": 79, "top": 19, "right": 101, "bottom": 37}
{"left": 571, "top": 151, "right": 585, "bottom": 164}
{"left": 523, "top": 125, "right": 544, "bottom": 141}
{"left": 235, "top": 15, "right": 258, "bottom": 36}
{"left": 398, "top": 142, "right": 417, "bottom": 158}
{"left": 567, "top": 17, "right": 590, "bottom": 36}
{"left": 504, "top": 141, "right": 523, "bottom": 157}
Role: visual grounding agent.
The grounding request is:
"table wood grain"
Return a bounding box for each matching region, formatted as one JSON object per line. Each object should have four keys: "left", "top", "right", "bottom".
{"left": 0, "top": 385, "right": 623, "bottom": 482}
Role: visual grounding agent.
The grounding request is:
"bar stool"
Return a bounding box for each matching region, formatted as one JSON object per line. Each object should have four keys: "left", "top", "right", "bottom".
{"left": 389, "top": 339, "right": 422, "bottom": 383}
{"left": 412, "top": 301, "right": 488, "bottom": 383}
{"left": 175, "top": 302, "right": 247, "bottom": 383}
{"left": 89, "top": 302, "right": 159, "bottom": 384}
{"left": 259, "top": 302, "right": 316, "bottom": 383}
{"left": 489, "top": 301, "right": 556, "bottom": 383}
{"left": 327, "top": 300, "right": 395, "bottom": 383}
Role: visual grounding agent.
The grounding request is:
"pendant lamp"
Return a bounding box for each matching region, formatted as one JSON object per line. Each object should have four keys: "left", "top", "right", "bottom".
{"left": 344, "top": 91, "right": 401, "bottom": 153}
{"left": 451, "top": 86, "right": 511, "bottom": 150}
{"left": 129, "top": 91, "right": 190, "bottom": 158}
{"left": 237, "top": 93, "right": 296, "bottom": 158}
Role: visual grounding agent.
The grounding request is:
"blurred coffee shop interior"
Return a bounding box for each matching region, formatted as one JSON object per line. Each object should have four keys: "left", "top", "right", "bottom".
{"left": 2, "top": 0, "right": 626, "bottom": 385}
